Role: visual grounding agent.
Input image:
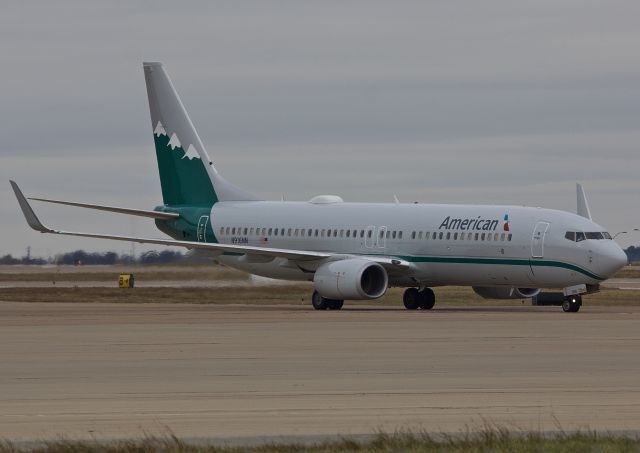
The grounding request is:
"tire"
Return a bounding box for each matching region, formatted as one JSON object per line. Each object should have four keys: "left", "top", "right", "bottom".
{"left": 328, "top": 300, "right": 344, "bottom": 310}
{"left": 562, "top": 296, "right": 582, "bottom": 313}
{"left": 418, "top": 288, "right": 436, "bottom": 310}
{"left": 403, "top": 288, "right": 420, "bottom": 310}
{"left": 312, "top": 291, "right": 328, "bottom": 310}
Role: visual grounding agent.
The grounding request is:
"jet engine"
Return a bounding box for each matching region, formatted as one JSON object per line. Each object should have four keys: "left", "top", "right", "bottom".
{"left": 313, "top": 258, "right": 388, "bottom": 300}
{"left": 472, "top": 286, "right": 541, "bottom": 299}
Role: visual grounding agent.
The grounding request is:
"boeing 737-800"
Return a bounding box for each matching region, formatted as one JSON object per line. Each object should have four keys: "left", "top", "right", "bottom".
{"left": 11, "top": 62, "right": 628, "bottom": 312}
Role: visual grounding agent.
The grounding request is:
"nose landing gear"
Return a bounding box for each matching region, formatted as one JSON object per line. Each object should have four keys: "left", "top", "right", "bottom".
{"left": 562, "top": 295, "right": 582, "bottom": 313}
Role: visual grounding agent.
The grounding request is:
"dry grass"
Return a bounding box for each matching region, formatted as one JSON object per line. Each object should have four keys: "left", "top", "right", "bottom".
{"left": 614, "top": 264, "right": 640, "bottom": 279}
{"left": 0, "top": 285, "right": 638, "bottom": 306}
{"left": 0, "top": 264, "right": 248, "bottom": 282}
{"left": 1, "top": 429, "right": 640, "bottom": 452}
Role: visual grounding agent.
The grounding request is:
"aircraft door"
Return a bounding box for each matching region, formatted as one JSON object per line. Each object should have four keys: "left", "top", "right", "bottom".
{"left": 377, "top": 226, "right": 387, "bottom": 249}
{"left": 531, "top": 221, "right": 550, "bottom": 258}
{"left": 365, "top": 225, "right": 375, "bottom": 248}
{"left": 197, "top": 215, "right": 209, "bottom": 242}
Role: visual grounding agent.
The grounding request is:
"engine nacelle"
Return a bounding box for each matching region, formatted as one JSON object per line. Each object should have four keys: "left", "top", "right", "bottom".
{"left": 313, "top": 259, "right": 388, "bottom": 300}
{"left": 472, "top": 286, "right": 541, "bottom": 300}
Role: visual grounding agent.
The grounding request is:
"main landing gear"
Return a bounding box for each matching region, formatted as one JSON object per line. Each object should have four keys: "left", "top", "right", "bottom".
{"left": 562, "top": 295, "right": 582, "bottom": 313}
{"left": 403, "top": 287, "right": 436, "bottom": 310}
{"left": 311, "top": 290, "right": 344, "bottom": 310}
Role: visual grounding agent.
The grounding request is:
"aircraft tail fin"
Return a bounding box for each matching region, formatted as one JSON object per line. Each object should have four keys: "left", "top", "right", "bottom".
{"left": 143, "top": 62, "right": 258, "bottom": 206}
{"left": 576, "top": 183, "right": 592, "bottom": 220}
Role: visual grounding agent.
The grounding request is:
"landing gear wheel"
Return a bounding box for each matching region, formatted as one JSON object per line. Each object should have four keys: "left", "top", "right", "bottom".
{"left": 562, "top": 295, "right": 582, "bottom": 313}
{"left": 403, "top": 288, "right": 420, "bottom": 310}
{"left": 311, "top": 291, "right": 328, "bottom": 310}
{"left": 327, "top": 300, "right": 344, "bottom": 310}
{"left": 418, "top": 288, "right": 436, "bottom": 310}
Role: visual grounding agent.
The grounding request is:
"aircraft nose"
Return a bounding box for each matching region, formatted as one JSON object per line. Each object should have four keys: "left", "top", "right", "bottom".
{"left": 600, "top": 243, "right": 629, "bottom": 278}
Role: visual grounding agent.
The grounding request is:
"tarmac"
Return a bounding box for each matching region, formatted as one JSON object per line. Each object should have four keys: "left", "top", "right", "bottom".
{"left": 1, "top": 301, "right": 640, "bottom": 442}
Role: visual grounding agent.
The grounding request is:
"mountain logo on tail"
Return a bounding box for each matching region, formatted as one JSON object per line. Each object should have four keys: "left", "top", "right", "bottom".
{"left": 154, "top": 121, "right": 200, "bottom": 160}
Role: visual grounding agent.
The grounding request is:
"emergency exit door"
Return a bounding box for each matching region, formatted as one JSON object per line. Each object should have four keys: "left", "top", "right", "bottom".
{"left": 197, "top": 215, "right": 209, "bottom": 242}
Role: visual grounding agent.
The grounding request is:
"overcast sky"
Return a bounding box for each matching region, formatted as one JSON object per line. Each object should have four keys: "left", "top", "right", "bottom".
{"left": 1, "top": 1, "right": 639, "bottom": 258}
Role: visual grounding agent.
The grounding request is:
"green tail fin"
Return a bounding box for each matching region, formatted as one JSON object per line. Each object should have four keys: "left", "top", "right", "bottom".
{"left": 143, "top": 62, "right": 258, "bottom": 207}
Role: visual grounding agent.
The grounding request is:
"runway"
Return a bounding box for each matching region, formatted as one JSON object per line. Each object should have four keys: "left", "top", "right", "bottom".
{"left": 1, "top": 302, "right": 640, "bottom": 442}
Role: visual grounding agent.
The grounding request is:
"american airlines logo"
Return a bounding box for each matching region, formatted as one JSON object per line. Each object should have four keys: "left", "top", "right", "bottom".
{"left": 438, "top": 215, "right": 506, "bottom": 231}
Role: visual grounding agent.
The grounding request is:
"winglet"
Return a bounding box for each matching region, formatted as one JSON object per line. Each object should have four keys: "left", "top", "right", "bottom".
{"left": 576, "top": 183, "right": 592, "bottom": 220}
{"left": 10, "top": 181, "right": 52, "bottom": 233}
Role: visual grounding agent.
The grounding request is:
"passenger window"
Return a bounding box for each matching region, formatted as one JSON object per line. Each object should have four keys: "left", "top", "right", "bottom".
{"left": 392, "top": 231, "right": 397, "bottom": 239}
{"left": 243, "top": 228, "right": 248, "bottom": 235}
{"left": 439, "top": 232, "right": 443, "bottom": 240}
{"left": 507, "top": 233, "right": 512, "bottom": 241}
{"left": 411, "top": 231, "right": 416, "bottom": 239}
{"left": 474, "top": 233, "right": 479, "bottom": 240}
{"left": 308, "top": 229, "right": 312, "bottom": 236}
{"left": 453, "top": 232, "right": 458, "bottom": 240}
{"left": 334, "top": 230, "right": 338, "bottom": 237}
{"left": 315, "top": 229, "right": 319, "bottom": 237}
{"left": 446, "top": 232, "right": 450, "bottom": 240}
{"left": 360, "top": 230, "right": 365, "bottom": 238}
{"left": 367, "top": 230, "right": 372, "bottom": 238}
{"left": 386, "top": 230, "right": 390, "bottom": 239}
{"left": 399, "top": 231, "right": 403, "bottom": 239}
{"left": 487, "top": 234, "right": 491, "bottom": 241}
{"left": 340, "top": 229, "right": 344, "bottom": 237}
{"left": 274, "top": 229, "right": 278, "bottom": 236}
{"left": 346, "top": 230, "right": 351, "bottom": 238}
{"left": 433, "top": 232, "right": 437, "bottom": 240}
{"left": 287, "top": 228, "right": 292, "bottom": 236}
{"left": 249, "top": 228, "right": 254, "bottom": 235}
{"left": 500, "top": 233, "right": 505, "bottom": 241}
{"left": 418, "top": 232, "right": 423, "bottom": 240}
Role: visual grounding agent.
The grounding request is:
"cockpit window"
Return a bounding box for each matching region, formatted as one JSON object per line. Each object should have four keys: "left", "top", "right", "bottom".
{"left": 565, "top": 231, "right": 610, "bottom": 242}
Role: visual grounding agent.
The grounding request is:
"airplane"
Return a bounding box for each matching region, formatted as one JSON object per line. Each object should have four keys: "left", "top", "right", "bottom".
{"left": 10, "top": 62, "right": 629, "bottom": 313}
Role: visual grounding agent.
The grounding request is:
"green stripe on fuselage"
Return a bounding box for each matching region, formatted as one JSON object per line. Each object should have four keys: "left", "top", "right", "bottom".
{"left": 394, "top": 255, "right": 604, "bottom": 281}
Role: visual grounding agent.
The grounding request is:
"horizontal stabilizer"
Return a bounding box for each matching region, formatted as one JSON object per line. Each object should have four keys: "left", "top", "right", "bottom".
{"left": 28, "top": 197, "right": 179, "bottom": 220}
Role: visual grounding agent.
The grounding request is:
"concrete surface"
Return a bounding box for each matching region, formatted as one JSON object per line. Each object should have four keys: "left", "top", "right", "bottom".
{"left": 1, "top": 302, "right": 640, "bottom": 441}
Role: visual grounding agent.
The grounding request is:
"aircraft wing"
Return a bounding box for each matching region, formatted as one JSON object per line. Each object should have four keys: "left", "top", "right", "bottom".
{"left": 11, "top": 181, "right": 410, "bottom": 268}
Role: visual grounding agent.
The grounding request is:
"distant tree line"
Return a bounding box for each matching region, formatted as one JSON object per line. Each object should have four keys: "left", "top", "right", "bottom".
{"left": 0, "top": 249, "right": 210, "bottom": 265}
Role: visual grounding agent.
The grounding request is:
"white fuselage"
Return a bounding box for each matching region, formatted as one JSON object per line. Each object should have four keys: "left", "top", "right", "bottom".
{"left": 208, "top": 200, "right": 627, "bottom": 289}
